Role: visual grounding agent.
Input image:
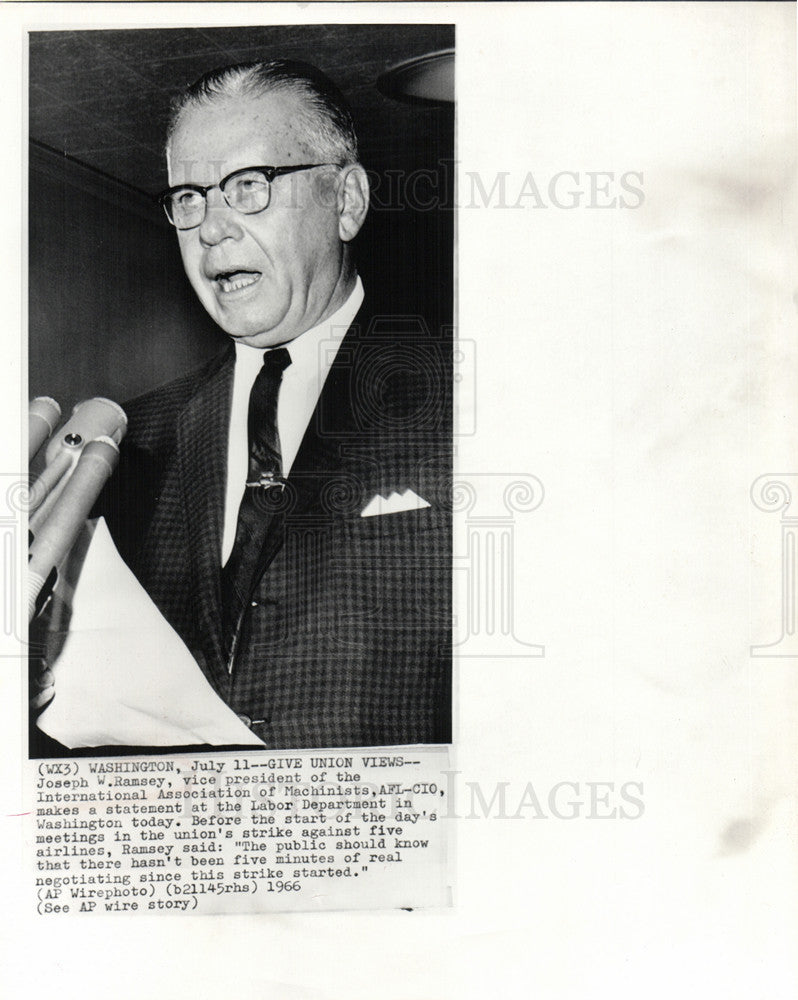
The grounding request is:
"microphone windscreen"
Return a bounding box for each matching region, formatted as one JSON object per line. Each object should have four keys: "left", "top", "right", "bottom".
{"left": 29, "top": 397, "right": 61, "bottom": 462}
{"left": 43, "top": 397, "right": 127, "bottom": 468}
{"left": 30, "top": 398, "right": 127, "bottom": 524}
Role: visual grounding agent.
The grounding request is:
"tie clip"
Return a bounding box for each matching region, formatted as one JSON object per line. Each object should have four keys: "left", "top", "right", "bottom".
{"left": 246, "top": 472, "right": 286, "bottom": 490}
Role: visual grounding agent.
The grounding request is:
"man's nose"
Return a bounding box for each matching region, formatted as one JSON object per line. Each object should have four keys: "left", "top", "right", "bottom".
{"left": 198, "top": 188, "right": 244, "bottom": 246}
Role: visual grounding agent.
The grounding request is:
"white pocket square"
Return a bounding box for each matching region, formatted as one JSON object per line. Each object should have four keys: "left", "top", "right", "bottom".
{"left": 360, "top": 488, "right": 431, "bottom": 517}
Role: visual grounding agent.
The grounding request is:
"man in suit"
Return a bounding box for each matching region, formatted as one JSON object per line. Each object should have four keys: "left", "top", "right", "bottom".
{"left": 74, "top": 59, "right": 451, "bottom": 750}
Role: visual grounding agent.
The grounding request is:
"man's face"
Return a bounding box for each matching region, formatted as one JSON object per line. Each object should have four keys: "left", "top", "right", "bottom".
{"left": 167, "top": 91, "right": 348, "bottom": 348}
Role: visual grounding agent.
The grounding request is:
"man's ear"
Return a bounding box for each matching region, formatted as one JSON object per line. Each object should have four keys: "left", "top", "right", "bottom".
{"left": 337, "top": 164, "right": 370, "bottom": 242}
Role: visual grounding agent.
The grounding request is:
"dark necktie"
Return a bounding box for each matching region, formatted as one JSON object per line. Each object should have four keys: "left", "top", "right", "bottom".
{"left": 220, "top": 347, "right": 292, "bottom": 655}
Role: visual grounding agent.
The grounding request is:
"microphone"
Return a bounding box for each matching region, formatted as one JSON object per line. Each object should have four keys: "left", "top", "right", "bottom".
{"left": 29, "top": 397, "right": 61, "bottom": 462}
{"left": 28, "top": 397, "right": 127, "bottom": 529}
{"left": 43, "top": 397, "right": 127, "bottom": 465}
{"left": 28, "top": 436, "right": 121, "bottom": 622}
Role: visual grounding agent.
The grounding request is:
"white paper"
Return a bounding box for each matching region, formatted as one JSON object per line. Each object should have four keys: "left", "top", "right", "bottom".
{"left": 0, "top": 3, "right": 796, "bottom": 999}
{"left": 37, "top": 517, "right": 263, "bottom": 748}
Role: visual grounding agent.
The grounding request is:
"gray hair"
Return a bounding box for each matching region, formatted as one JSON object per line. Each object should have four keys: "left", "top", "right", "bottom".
{"left": 166, "top": 59, "right": 359, "bottom": 165}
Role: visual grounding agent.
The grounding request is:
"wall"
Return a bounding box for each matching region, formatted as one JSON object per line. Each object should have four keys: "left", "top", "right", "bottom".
{"left": 28, "top": 142, "right": 227, "bottom": 412}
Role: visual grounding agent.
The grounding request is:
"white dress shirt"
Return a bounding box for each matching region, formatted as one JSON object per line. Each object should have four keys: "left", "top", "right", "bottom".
{"left": 222, "top": 276, "right": 364, "bottom": 564}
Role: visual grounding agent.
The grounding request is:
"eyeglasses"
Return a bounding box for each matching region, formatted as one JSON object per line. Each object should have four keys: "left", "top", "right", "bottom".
{"left": 157, "top": 163, "right": 339, "bottom": 230}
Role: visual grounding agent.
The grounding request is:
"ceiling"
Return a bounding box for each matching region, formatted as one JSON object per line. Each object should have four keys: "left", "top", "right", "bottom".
{"left": 29, "top": 24, "right": 455, "bottom": 195}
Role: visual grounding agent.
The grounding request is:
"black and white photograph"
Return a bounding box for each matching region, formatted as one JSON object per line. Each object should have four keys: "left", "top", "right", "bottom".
{"left": 27, "top": 24, "right": 454, "bottom": 756}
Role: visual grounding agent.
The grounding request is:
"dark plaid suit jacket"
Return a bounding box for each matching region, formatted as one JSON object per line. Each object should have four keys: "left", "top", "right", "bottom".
{"left": 102, "top": 293, "right": 452, "bottom": 750}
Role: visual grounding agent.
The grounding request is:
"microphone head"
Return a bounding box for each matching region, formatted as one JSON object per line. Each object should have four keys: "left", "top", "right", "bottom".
{"left": 83, "top": 398, "right": 128, "bottom": 441}
{"left": 29, "top": 397, "right": 62, "bottom": 462}
{"left": 81, "top": 436, "right": 121, "bottom": 473}
{"left": 30, "top": 396, "right": 62, "bottom": 428}
{"left": 44, "top": 397, "right": 128, "bottom": 466}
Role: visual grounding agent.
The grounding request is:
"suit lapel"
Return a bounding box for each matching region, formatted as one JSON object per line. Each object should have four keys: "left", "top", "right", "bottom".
{"left": 289, "top": 343, "right": 364, "bottom": 502}
{"left": 175, "top": 347, "right": 234, "bottom": 683}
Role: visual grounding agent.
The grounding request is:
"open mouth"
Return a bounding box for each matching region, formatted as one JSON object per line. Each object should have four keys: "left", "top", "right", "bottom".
{"left": 214, "top": 270, "right": 262, "bottom": 293}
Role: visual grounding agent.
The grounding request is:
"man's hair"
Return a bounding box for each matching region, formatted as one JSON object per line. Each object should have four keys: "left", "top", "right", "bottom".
{"left": 166, "top": 59, "right": 359, "bottom": 165}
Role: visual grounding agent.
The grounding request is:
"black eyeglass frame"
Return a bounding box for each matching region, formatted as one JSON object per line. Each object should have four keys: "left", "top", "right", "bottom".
{"left": 156, "top": 163, "right": 339, "bottom": 229}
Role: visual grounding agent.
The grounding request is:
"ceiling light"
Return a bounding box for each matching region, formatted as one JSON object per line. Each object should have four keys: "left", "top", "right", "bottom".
{"left": 377, "top": 49, "right": 454, "bottom": 104}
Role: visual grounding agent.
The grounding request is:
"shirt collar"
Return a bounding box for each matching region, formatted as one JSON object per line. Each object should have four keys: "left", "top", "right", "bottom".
{"left": 234, "top": 275, "right": 364, "bottom": 376}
